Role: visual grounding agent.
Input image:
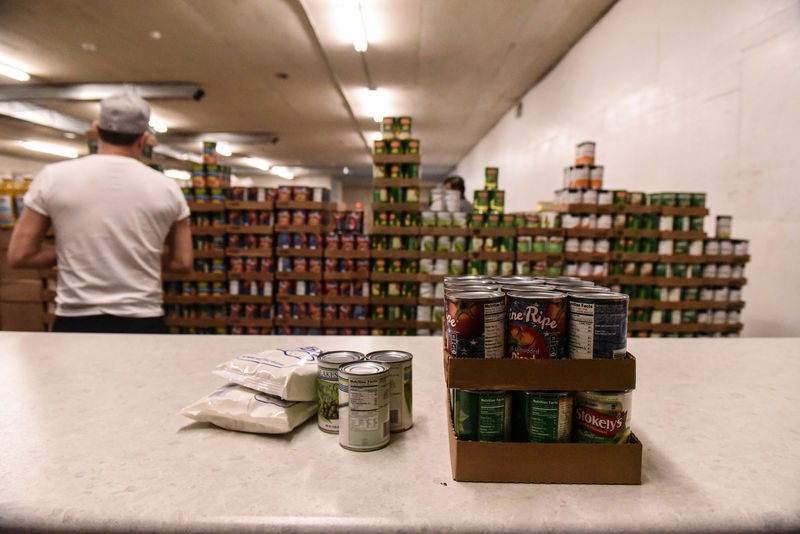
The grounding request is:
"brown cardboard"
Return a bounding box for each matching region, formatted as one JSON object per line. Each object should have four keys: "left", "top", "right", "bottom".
{"left": 1, "top": 279, "right": 44, "bottom": 302}
{"left": 0, "top": 229, "right": 11, "bottom": 249}
{"left": 0, "top": 302, "right": 45, "bottom": 331}
{"left": 446, "top": 392, "right": 642, "bottom": 484}
{"left": 444, "top": 351, "right": 636, "bottom": 391}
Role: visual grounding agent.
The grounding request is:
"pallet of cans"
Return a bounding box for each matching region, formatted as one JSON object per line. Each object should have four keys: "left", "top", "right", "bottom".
{"left": 441, "top": 274, "right": 641, "bottom": 484}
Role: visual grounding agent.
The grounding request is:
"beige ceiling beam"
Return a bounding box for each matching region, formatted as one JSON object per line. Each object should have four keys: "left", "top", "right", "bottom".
{"left": 0, "top": 83, "right": 203, "bottom": 102}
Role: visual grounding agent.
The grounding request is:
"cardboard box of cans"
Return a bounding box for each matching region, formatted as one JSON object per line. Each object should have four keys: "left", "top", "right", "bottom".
{"left": 443, "top": 352, "right": 642, "bottom": 484}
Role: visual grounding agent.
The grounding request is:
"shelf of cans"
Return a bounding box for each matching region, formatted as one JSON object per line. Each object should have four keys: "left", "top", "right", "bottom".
{"left": 546, "top": 141, "right": 749, "bottom": 337}
{"left": 370, "top": 116, "right": 424, "bottom": 335}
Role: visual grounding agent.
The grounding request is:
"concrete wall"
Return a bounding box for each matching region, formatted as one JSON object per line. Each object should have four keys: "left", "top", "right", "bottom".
{"left": 455, "top": 0, "right": 800, "bottom": 337}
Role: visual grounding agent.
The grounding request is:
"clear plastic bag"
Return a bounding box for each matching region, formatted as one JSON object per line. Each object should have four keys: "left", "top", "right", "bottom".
{"left": 213, "top": 346, "right": 321, "bottom": 401}
{"left": 181, "top": 384, "right": 317, "bottom": 434}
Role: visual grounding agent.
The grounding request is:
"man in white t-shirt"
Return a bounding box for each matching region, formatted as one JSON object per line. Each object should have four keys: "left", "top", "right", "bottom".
{"left": 7, "top": 93, "right": 193, "bottom": 333}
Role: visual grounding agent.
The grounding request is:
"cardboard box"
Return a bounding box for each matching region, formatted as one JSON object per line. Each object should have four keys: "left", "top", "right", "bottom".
{"left": 0, "top": 302, "right": 45, "bottom": 331}
{"left": 444, "top": 351, "right": 636, "bottom": 391}
{"left": 444, "top": 353, "right": 642, "bottom": 484}
{"left": 1, "top": 279, "right": 44, "bottom": 302}
{"left": 447, "top": 402, "right": 642, "bottom": 483}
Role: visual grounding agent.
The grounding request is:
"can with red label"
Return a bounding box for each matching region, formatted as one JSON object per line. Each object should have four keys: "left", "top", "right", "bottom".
{"left": 506, "top": 290, "right": 567, "bottom": 359}
{"left": 445, "top": 290, "right": 505, "bottom": 359}
{"left": 573, "top": 390, "right": 632, "bottom": 444}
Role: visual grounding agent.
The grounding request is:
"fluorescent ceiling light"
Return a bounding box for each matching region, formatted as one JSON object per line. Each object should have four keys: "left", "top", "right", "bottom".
{"left": 22, "top": 141, "right": 78, "bottom": 158}
{"left": 245, "top": 157, "right": 271, "bottom": 171}
{"left": 270, "top": 166, "right": 294, "bottom": 180}
{"left": 215, "top": 142, "right": 232, "bottom": 156}
{"left": 349, "top": 1, "right": 368, "bottom": 52}
{"left": 0, "top": 62, "right": 30, "bottom": 82}
{"left": 366, "top": 89, "right": 385, "bottom": 122}
{"left": 149, "top": 117, "right": 168, "bottom": 133}
{"left": 164, "top": 169, "right": 190, "bottom": 180}
{"left": 370, "top": 131, "right": 383, "bottom": 141}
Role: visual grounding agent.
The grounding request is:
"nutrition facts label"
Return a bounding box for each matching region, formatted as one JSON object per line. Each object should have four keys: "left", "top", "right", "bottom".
{"left": 569, "top": 301, "right": 595, "bottom": 359}
{"left": 484, "top": 300, "right": 505, "bottom": 359}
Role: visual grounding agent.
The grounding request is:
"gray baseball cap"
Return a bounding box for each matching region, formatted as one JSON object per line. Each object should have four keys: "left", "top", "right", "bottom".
{"left": 98, "top": 93, "right": 150, "bottom": 135}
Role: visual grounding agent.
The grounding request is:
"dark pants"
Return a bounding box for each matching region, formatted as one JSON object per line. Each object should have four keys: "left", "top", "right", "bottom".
{"left": 53, "top": 315, "right": 168, "bottom": 334}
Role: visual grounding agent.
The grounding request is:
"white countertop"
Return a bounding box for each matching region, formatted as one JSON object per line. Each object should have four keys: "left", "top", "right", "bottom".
{"left": 0, "top": 333, "right": 798, "bottom": 533}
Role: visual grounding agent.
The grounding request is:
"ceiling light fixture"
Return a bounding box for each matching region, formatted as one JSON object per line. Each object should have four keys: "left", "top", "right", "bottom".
{"left": 164, "top": 169, "right": 190, "bottom": 180}
{"left": 245, "top": 157, "right": 271, "bottom": 171}
{"left": 270, "top": 166, "right": 294, "bottom": 180}
{"left": 349, "top": 0, "right": 368, "bottom": 53}
{"left": 0, "top": 62, "right": 30, "bottom": 82}
{"left": 22, "top": 141, "right": 78, "bottom": 159}
{"left": 148, "top": 117, "right": 168, "bottom": 133}
{"left": 367, "top": 89, "right": 384, "bottom": 122}
{"left": 215, "top": 142, "right": 232, "bottom": 157}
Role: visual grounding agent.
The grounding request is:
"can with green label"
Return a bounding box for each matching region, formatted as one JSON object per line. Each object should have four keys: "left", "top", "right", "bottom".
{"left": 452, "top": 389, "right": 511, "bottom": 442}
{"left": 485, "top": 167, "right": 499, "bottom": 190}
{"left": 366, "top": 350, "right": 413, "bottom": 432}
{"left": 317, "top": 351, "right": 365, "bottom": 433}
{"left": 474, "top": 191, "right": 490, "bottom": 213}
{"left": 489, "top": 190, "right": 505, "bottom": 213}
{"left": 691, "top": 192, "right": 706, "bottom": 207}
{"left": 512, "top": 391, "right": 573, "bottom": 443}
{"left": 403, "top": 139, "right": 420, "bottom": 154}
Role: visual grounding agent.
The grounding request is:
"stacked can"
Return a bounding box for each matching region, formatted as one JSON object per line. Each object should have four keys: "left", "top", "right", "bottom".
{"left": 323, "top": 216, "right": 371, "bottom": 336}
{"left": 187, "top": 162, "right": 232, "bottom": 204}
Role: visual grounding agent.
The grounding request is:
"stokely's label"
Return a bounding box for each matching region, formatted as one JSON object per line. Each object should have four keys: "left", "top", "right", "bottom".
{"left": 575, "top": 406, "right": 627, "bottom": 438}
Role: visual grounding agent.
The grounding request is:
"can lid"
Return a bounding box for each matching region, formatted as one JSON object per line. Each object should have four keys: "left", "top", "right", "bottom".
{"left": 365, "top": 350, "right": 413, "bottom": 363}
{"left": 340, "top": 361, "right": 389, "bottom": 376}
{"left": 319, "top": 351, "right": 365, "bottom": 365}
{"left": 506, "top": 290, "right": 566, "bottom": 299}
{"left": 568, "top": 291, "right": 629, "bottom": 301}
{"left": 447, "top": 290, "right": 505, "bottom": 300}
{"left": 445, "top": 284, "right": 500, "bottom": 293}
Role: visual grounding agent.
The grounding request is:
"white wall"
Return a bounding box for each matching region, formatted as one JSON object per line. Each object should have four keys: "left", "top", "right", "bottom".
{"left": 455, "top": 0, "right": 800, "bottom": 337}
{"left": 0, "top": 154, "right": 47, "bottom": 177}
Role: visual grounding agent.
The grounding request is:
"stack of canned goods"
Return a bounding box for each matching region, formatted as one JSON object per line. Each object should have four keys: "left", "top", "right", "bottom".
{"left": 330, "top": 210, "right": 365, "bottom": 234}
{"left": 373, "top": 161, "right": 420, "bottom": 181}
{"left": 373, "top": 185, "right": 420, "bottom": 204}
{"left": 228, "top": 208, "right": 273, "bottom": 227}
{"left": 421, "top": 209, "right": 469, "bottom": 228}
{"left": 317, "top": 349, "right": 413, "bottom": 451}
{"left": 230, "top": 185, "right": 275, "bottom": 203}
{"left": 181, "top": 163, "right": 232, "bottom": 204}
{"left": 443, "top": 273, "right": 633, "bottom": 444}
{"left": 275, "top": 184, "right": 330, "bottom": 203}
{"left": 190, "top": 210, "right": 226, "bottom": 228}
{"left": 372, "top": 234, "right": 418, "bottom": 252}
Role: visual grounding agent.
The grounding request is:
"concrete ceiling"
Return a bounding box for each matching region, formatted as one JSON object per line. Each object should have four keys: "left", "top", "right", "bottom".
{"left": 0, "top": 0, "right": 614, "bottom": 183}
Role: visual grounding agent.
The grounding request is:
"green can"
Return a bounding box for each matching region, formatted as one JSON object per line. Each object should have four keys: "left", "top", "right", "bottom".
{"left": 484, "top": 167, "right": 499, "bottom": 190}
{"left": 317, "top": 351, "right": 365, "bottom": 433}
{"left": 469, "top": 212, "right": 485, "bottom": 228}
{"left": 641, "top": 238, "right": 658, "bottom": 253}
{"left": 387, "top": 164, "right": 402, "bottom": 179}
{"left": 689, "top": 216, "right": 704, "bottom": 231}
{"left": 403, "top": 139, "right": 420, "bottom": 154}
{"left": 672, "top": 263, "right": 687, "bottom": 277}
{"left": 404, "top": 164, "right": 419, "bottom": 178}
{"left": 574, "top": 390, "right": 633, "bottom": 444}
{"left": 501, "top": 214, "right": 516, "bottom": 227}
{"left": 489, "top": 190, "right": 505, "bottom": 213}
{"left": 643, "top": 213, "right": 660, "bottom": 230}
{"left": 653, "top": 263, "right": 669, "bottom": 277}
{"left": 677, "top": 192, "right": 692, "bottom": 207}
{"left": 612, "top": 190, "right": 627, "bottom": 206}
{"left": 388, "top": 139, "right": 403, "bottom": 155}
{"left": 396, "top": 116, "right": 412, "bottom": 138}
{"left": 386, "top": 305, "right": 400, "bottom": 320}
{"left": 660, "top": 192, "right": 677, "bottom": 206}
{"left": 374, "top": 139, "right": 387, "bottom": 154}
{"left": 625, "top": 213, "right": 642, "bottom": 229}
{"left": 388, "top": 187, "right": 403, "bottom": 203}
{"left": 373, "top": 188, "right": 388, "bottom": 202}
{"left": 467, "top": 259, "right": 485, "bottom": 275}
{"left": 691, "top": 192, "right": 706, "bottom": 207}
{"left": 381, "top": 116, "right": 396, "bottom": 137}
{"left": 648, "top": 193, "right": 661, "bottom": 206}
{"left": 626, "top": 237, "right": 641, "bottom": 252}
{"left": 512, "top": 391, "right": 573, "bottom": 443}
{"left": 674, "top": 240, "right": 690, "bottom": 254}
{"left": 486, "top": 213, "right": 501, "bottom": 228}
{"left": 474, "top": 190, "right": 490, "bottom": 213}
{"left": 517, "top": 236, "right": 532, "bottom": 253}
{"left": 452, "top": 389, "right": 510, "bottom": 442}
{"left": 498, "top": 236, "right": 514, "bottom": 252}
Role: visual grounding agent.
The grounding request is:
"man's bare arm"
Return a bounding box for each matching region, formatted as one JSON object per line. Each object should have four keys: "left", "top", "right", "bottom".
{"left": 162, "top": 218, "right": 193, "bottom": 274}
{"left": 7, "top": 209, "right": 56, "bottom": 269}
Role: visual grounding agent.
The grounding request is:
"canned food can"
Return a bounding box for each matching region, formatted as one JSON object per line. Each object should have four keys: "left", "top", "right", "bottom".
{"left": 575, "top": 141, "right": 595, "bottom": 165}
{"left": 338, "top": 361, "right": 391, "bottom": 451}
{"left": 365, "top": 350, "right": 413, "bottom": 432}
{"left": 451, "top": 389, "right": 511, "bottom": 442}
{"left": 568, "top": 292, "right": 629, "bottom": 359}
{"left": 574, "top": 390, "right": 633, "bottom": 444}
{"left": 512, "top": 391, "right": 573, "bottom": 443}
{"left": 316, "top": 351, "right": 365, "bottom": 433}
{"left": 507, "top": 290, "right": 567, "bottom": 359}
{"left": 445, "top": 290, "right": 505, "bottom": 359}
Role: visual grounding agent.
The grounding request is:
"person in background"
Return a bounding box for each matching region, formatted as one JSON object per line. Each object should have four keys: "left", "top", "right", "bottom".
{"left": 7, "top": 93, "right": 193, "bottom": 334}
{"left": 443, "top": 175, "right": 473, "bottom": 212}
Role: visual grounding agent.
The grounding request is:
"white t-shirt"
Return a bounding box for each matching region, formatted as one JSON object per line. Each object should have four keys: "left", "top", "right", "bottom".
{"left": 25, "top": 154, "right": 190, "bottom": 317}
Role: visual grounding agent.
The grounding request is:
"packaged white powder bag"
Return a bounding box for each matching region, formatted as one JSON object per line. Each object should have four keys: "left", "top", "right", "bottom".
{"left": 181, "top": 384, "right": 317, "bottom": 434}
{"left": 213, "top": 346, "right": 321, "bottom": 401}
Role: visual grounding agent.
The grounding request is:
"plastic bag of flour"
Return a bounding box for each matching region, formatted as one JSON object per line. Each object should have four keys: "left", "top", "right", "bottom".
{"left": 181, "top": 384, "right": 317, "bottom": 434}
{"left": 213, "top": 347, "right": 321, "bottom": 401}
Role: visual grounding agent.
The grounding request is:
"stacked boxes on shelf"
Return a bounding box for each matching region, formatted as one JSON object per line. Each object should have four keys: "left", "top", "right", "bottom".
{"left": 370, "top": 116, "right": 422, "bottom": 334}
{"left": 322, "top": 210, "right": 371, "bottom": 335}
{"left": 273, "top": 185, "right": 334, "bottom": 335}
